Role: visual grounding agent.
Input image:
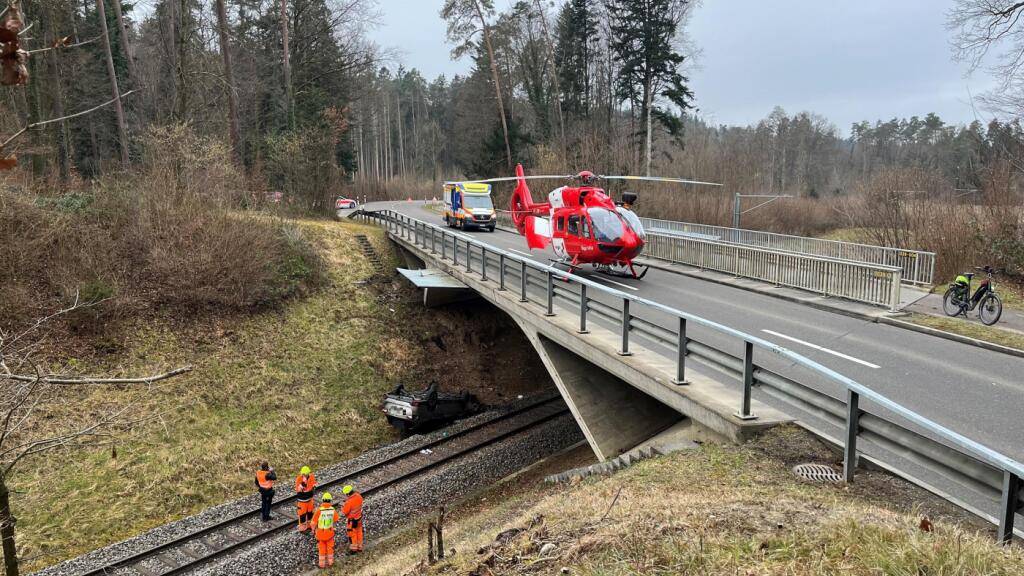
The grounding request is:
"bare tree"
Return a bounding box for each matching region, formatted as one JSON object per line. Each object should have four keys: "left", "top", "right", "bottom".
{"left": 0, "top": 300, "right": 190, "bottom": 576}
{"left": 442, "top": 0, "right": 513, "bottom": 170}
{"left": 532, "top": 0, "right": 566, "bottom": 163}
{"left": 949, "top": 1, "right": 1024, "bottom": 115}
{"left": 95, "top": 0, "right": 130, "bottom": 166}
{"left": 215, "top": 0, "right": 242, "bottom": 163}
{"left": 280, "top": 0, "right": 294, "bottom": 130}
{"left": 109, "top": 0, "right": 138, "bottom": 87}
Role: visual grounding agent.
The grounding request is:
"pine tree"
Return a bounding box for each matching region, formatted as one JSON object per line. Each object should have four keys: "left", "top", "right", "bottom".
{"left": 606, "top": 0, "right": 694, "bottom": 175}
{"left": 214, "top": 0, "right": 242, "bottom": 164}
{"left": 441, "top": 0, "right": 513, "bottom": 170}
{"left": 555, "top": 0, "right": 597, "bottom": 116}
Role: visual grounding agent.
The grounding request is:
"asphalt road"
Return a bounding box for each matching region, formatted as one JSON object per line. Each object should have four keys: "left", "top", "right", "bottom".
{"left": 369, "top": 201, "right": 1024, "bottom": 468}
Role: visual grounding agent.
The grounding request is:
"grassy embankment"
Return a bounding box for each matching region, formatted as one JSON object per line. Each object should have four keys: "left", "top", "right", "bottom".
{"left": 342, "top": 426, "right": 1024, "bottom": 576}
{"left": 7, "top": 218, "right": 408, "bottom": 570}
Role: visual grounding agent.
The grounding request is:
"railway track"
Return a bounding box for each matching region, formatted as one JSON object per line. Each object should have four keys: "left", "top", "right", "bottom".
{"left": 79, "top": 395, "right": 570, "bottom": 576}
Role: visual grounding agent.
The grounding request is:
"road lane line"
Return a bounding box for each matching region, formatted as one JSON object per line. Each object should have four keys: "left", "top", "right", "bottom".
{"left": 591, "top": 276, "right": 639, "bottom": 291}
{"left": 510, "top": 248, "right": 538, "bottom": 259}
{"left": 761, "top": 329, "right": 880, "bottom": 369}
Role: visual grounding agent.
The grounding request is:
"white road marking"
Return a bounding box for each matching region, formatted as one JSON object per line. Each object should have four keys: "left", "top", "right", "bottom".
{"left": 510, "top": 248, "right": 537, "bottom": 258}
{"left": 761, "top": 330, "right": 880, "bottom": 369}
{"left": 591, "top": 276, "right": 639, "bottom": 291}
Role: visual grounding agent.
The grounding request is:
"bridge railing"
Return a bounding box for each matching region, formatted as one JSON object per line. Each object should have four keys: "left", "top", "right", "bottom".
{"left": 640, "top": 217, "right": 936, "bottom": 287}
{"left": 498, "top": 210, "right": 903, "bottom": 311}
{"left": 644, "top": 233, "right": 903, "bottom": 311}
{"left": 359, "top": 208, "right": 1023, "bottom": 543}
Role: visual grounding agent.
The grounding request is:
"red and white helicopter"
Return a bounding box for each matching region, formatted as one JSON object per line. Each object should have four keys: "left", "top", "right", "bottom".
{"left": 460, "top": 164, "right": 721, "bottom": 279}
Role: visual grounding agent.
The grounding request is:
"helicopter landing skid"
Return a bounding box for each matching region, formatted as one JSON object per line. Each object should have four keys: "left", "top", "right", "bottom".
{"left": 595, "top": 262, "right": 649, "bottom": 280}
{"left": 548, "top": 259, "right": 580, "bottom": 278}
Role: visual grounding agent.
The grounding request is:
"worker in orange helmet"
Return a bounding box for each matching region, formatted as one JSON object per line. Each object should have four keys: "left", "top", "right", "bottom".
{"left": 311, "top": 492, "right": 340, "bottom": 568}
{"left": 294, "top": 466, "right": 317, "bottom": 532}
{"left": 340, "top": 484, "right": 364, "bottom": 554}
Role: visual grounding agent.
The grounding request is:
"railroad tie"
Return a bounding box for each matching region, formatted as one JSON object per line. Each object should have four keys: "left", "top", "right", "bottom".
{"left": 81, "top": 395, "right": 569, "bottom": 576}
{"left": 129, "top": 563, "right": 162, "bottom": 576}
{"left": 153, "top": 553, "right": 180, "bottom": 570}
{"left": 178, "top": 546, "right": 204, "bottom": 560}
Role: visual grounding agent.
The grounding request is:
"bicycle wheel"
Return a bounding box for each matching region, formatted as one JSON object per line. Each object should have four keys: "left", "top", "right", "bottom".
{"left": 942, "top": 288, "right": 964, "bottom": 316}
{"left": 979, "top": 293, "right": 1003, "bottom": 326}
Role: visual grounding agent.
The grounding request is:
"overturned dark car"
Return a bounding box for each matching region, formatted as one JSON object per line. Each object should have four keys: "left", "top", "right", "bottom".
{"left": 382, "top": 382, "right": 482, "bottom": 435}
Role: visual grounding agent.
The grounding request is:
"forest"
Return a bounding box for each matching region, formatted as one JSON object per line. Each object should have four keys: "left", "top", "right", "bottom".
{"left": 1, "top": 0, "right": 1024, "bottom": 273}
{"left": 2, "top": 1, "right": 1024, "bottom": 573}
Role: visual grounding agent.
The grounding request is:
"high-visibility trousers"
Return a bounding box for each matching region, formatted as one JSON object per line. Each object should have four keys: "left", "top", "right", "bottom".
{"left": 347, "top": 518, "right": 363, "bottom": 551}
{"left": 316, "top": 532, "right": 335, "bottom": 567}
{"left": 296, "top": 500, "right": 315, "bottom": 530}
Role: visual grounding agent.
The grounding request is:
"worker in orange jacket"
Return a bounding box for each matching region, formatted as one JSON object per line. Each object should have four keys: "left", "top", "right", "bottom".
{"left": 340, "top": 484, "right": 364, "bottom": 553}
{"left": 311, "top": 492, "right": 340, "bottom": 568}
{"left": 294, "top": 466, "right": 317, "bottom": 532}
{"left": 254, "top": 461, "right": 277, "bottom": 522}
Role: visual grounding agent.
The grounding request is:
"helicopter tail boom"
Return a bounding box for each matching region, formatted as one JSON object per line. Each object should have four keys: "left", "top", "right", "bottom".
{"left": 511, "top": 163, "right": 549, "bottom": 234}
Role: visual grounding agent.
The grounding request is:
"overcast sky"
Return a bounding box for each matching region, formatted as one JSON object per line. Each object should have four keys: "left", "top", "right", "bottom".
{"left": 368, "top": 0, "right": 999, "bottom": 134}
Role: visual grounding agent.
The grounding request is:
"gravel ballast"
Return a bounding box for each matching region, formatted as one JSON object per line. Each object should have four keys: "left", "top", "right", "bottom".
{"left": 191, "top": 414, "right": 583, "bottom": 575}
{"left": 32, "top": 394, "right": 579, "bottom": 576}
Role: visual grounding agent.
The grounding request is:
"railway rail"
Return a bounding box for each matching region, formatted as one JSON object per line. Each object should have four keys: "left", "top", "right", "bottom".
{"left": 80, "top": 395, "right": 570, "bottom": 576}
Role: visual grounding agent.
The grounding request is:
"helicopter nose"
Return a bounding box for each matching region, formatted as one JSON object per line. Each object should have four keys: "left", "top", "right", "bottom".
{"left": 621, "top": 235, "right": 643, "bottom": 259}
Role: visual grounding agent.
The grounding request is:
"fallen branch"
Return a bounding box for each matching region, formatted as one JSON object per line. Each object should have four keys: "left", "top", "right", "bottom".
{"left": 598, "top": 486, "right": 623, "bottom": 523}
{"left": 2, "top": 365, "right": 193, "bottom": 385}
{"left": 0, "top": 89, "right": 138, "bottom": 151}
{"left": 27, "top": 35, "right": 99, "bottom": 54}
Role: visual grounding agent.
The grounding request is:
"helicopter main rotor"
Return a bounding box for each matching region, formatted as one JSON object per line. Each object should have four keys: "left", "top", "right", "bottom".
{"left": 448, "top": 172, "right": 722, "bottom": 188}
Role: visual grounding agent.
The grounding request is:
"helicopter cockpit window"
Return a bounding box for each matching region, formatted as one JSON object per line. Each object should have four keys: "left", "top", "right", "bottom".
{"left": 587, "top": 208, "right": 625, "bottom": 243}
{"left": 616, "top": 207, "right": 645, "bottom": 240}
{"left": 567, "top": 215, "right": 581, "bottom": 236}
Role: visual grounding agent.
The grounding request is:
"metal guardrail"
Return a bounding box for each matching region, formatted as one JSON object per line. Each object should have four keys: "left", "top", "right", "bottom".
{"left": 497, "top": 210, "right": 902, "bottom": 311}
{"left": 645, "top": 233, "right": 903, "bottom": 312}
{"left": 640, "top": 217, "right": 936, "bottom": 287}
{"left": 495, "top": 210, "right": 515, "bottom": 231}
{"left": 359, "top": 208, "right": 1023, "bottom": 544}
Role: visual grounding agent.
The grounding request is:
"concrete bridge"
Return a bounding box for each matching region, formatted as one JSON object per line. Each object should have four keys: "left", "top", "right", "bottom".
{"left": 357, "top": 202, "right": 1024, "bottom": 543}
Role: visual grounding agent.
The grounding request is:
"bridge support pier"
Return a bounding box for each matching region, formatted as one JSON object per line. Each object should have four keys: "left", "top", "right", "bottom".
{"left": 521, "top": 329, "right": 683, "bottom": 462}
{"left": 392, "top": 239, "right": 426, "bottom": 270}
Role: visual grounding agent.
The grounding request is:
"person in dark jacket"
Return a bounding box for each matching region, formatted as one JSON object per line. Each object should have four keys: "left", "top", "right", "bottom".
{"left": 255, "top": 461, "right": 277, "bottom": 521}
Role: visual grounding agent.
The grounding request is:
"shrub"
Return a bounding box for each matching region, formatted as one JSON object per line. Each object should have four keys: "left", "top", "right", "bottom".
{"left": 0, "top": 126, "right": 326, "bottom": 334}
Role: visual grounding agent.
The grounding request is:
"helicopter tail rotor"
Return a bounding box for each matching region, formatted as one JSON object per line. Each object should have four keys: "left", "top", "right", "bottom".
{"left": 511, "top": 163, "right": 535, "bottom": 234}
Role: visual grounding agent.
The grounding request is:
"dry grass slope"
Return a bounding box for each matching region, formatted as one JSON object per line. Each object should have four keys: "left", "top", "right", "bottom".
{"left": 346, "top": 427, "right": 1024, "bottom": 576}
{"left": 8, "top": 214, "right": 554, "bottom": 572}
{"left": 7, "top": 219, "right": 402, "bottom": 570}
